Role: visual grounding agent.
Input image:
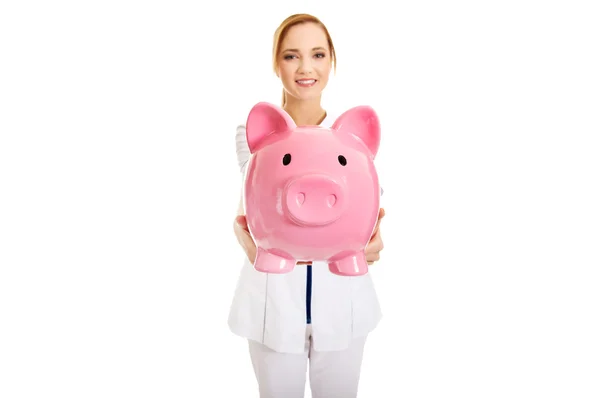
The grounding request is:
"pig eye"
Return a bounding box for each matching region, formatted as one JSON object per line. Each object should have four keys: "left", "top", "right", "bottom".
{"left": 282, "top": 153, "right": 292, "bottom": 165}
{"left": 338, "top": 155, "right": 347, "bottom": 166}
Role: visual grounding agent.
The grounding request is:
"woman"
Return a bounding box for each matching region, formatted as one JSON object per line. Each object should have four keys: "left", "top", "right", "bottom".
{"left": 228, "top": 13, "right": 385, "bottom": 398}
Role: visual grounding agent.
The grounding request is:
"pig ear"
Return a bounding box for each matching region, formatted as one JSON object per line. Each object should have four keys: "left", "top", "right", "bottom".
{"left": 332, "top": 105, "right": 381, "bottom": 157}
{"left": 246, "top": 102, "right": 296, "bottom": 153}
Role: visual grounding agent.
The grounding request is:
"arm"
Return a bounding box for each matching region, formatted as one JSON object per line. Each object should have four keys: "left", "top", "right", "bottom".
{"left": 366, "top": 182, "right": 385, "bottom": 265}
{"left": 233, "top": 124, "right": 257, "bottom": 263}
{"left": 365, "top": 208, "right": 385, "bottom": 265}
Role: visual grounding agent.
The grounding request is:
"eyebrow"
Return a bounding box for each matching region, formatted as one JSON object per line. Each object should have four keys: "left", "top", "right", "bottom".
{"left": 282, "top": 47, "right": 327, "bottom": 53}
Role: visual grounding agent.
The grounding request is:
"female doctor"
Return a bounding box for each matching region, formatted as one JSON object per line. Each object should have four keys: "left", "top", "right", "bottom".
{"left": 228, "top": 13, "right": 385, "bottom": 398}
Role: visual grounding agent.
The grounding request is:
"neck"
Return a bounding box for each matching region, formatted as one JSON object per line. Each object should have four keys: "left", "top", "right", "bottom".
{"left": 283, "top": 96, "right": 326, "bottom": 126}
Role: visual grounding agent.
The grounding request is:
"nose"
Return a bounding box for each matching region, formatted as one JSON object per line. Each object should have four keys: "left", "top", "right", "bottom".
{"left": 297, "top": 59, "right": 314, "bottom": 74}
{"left": 283, "top": 174, "right": 346, "bottom": 226}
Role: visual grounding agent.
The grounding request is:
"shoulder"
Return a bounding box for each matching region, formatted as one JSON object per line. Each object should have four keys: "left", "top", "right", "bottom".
{"left": 235, "top": 124, "right": 246, "bottom": 140}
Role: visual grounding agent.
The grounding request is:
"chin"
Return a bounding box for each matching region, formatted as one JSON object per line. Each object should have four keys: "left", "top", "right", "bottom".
{"left": 293, "top": 89, "right": 323, "bottom": 101}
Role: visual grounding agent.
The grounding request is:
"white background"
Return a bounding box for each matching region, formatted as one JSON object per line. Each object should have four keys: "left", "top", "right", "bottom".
{"left": 1, "top": 0, "right": 599, "bottom": 397}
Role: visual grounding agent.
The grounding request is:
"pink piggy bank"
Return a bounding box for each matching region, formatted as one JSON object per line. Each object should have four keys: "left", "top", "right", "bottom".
{"left": 243, "top": 102, "right": 381, "bottom": 276}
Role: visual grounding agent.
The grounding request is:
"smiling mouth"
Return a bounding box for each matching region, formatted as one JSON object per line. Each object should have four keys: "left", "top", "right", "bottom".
{"left": 296, "top": 79, "right": 317, "bottom": 86}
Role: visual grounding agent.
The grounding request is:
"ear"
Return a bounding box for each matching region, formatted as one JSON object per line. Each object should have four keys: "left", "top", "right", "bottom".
{"left": 332, "top": 105, "right": 380, "bottom": 157}
{"left": 246, "top": 102, "right": 296, "bottom": 153}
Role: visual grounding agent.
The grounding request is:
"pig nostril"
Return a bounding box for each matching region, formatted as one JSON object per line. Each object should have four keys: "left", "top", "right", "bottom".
{"left": 296, "top": 193, "right": 305, "bottom": 206}
{"left": 326, "top": 194, "right": 337, "bottom": 208}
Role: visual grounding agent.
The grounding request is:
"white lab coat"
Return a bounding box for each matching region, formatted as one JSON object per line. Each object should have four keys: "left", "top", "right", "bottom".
{"left": 227, "top": 112, "right": 383, "bottom": 354}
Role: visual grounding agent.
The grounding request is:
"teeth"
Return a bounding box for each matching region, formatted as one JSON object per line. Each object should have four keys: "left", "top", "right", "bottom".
{"left": 297, "top": 79, "right": 316, "bottom": 85}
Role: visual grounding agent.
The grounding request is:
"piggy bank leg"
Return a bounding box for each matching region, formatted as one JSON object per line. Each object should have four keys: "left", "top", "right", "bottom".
{"left": 328, "top": 252, "right": 369, "bottom": 276}
{"left": 254, "top": 248, "right": 296, "bottom": 274}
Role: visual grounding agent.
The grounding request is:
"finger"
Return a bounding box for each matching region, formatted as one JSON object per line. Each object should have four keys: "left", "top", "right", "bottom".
{"left": 372, "top": 238, "right": 384, "bottom": 252}
{"left": 371, "top": 242, "right": 383, "bottom": 253}
{"left": 241, "top": 231, "right": 254, "bottom": 245}
{"left": 376, "top": 208, "right": 385, "bottom": 226}
{"left": 368, "top": 233, "right": 384, "bottom": 252}
{"left": 236, "top": 225, "right": 256, "bottom": 251}
{"left": 373, "top": 208, "right": 384, "bottom": 227}
{"left": 235, "top": 215, "right": 248, "bottom": 231}
{"left": 370, "top": 209, "right": 385, "bottom": 239}
{"left": 366, "top": 253, "right": 380, "bottom": 263}
{"left": 369, "top": 227, "right": 380, "bottom": 242}
{"left": 366, "top": 240, "right": 383, "bottom": 257}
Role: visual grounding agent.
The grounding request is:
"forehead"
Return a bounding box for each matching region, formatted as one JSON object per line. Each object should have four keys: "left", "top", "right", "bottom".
{"left": 281, "top": 22, "right": 328, "bottom": 50}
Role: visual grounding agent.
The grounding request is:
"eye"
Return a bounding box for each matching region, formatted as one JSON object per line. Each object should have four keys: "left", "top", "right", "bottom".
{"left": 338, "top": 155, "right": 347, "bottom": 166}
{"left": 283, "top": 153, "right": 292, "bottom": 165}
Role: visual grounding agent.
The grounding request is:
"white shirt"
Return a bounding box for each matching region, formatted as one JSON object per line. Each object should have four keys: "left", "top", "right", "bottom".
{"left": 227, "top": 112, "right": 383, "bottom": 354}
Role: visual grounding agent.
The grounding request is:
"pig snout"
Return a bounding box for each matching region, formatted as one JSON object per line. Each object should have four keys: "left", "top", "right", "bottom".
{"left": 283, "top": 174, "right": 346, "bottom": 226}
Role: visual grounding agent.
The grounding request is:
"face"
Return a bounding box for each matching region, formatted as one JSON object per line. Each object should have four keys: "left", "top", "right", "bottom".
{"left": 277, "top": 22, "right": 332, "bottom": 103}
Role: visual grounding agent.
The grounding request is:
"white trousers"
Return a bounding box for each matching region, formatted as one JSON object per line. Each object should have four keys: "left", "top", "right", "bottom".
{"left": 247, "top": 326, "right": 367, "bottom": 398}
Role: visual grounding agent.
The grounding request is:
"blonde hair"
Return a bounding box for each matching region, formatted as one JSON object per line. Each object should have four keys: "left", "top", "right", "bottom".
{"left": 272, "top": 14, "right": 337, "bottom": 107}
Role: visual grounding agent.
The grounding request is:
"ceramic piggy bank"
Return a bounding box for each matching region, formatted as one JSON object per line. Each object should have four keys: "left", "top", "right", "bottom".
{"left": 243, "top": 102, "right": 381, "bottom": 276}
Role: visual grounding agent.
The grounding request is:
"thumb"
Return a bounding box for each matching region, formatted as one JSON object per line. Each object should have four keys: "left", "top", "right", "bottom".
{"left": 375, "top": 208, "right": 385, "bottom": 227}
{"left": 370, "top": 208, "right": 385, "bottom": 239}
{"left": 235, "top": 215, "right": 248, "bottom": 230}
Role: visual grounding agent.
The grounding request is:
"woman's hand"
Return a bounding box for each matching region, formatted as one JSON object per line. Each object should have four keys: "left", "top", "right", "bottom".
{"left": 234, "top": 215, "right": 257, "bottom": 264}
{"left": 234, "top": 215, "right": 312, "bottom": 265}
{"left": 366, "top": 208, "right": 385, "bottom": 265}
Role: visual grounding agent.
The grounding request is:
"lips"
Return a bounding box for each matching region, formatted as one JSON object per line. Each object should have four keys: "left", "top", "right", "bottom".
{"left": 296, "top": 79, "right": 316, "bottom": 86}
